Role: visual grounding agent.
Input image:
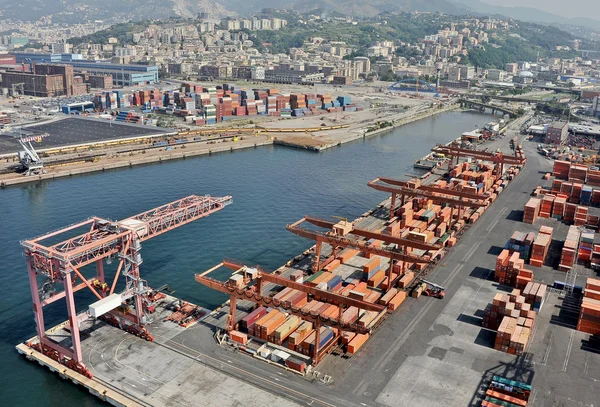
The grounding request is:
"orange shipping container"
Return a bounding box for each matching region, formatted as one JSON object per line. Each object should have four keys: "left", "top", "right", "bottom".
{"left": 262, "top": 312, "right": 287, "bottom": 339}
{"left": 387, "top": 291, "right": 407, "bottom": 311}
{"left": 324, "top": 259, "right": 341, "bottom": 272}
{"left": 485, "top": 390, "right": 527, "bottom": 407}
{"left": 230, "top": 330, "right": 248, "bottom": 345}
{"left": 379, "top": 288, "right": 399, "bottom": 305}
{"left": 363, "top": 257, "right": 381, "bottom": 274}
{"left": 338, "top": 249, "right": 359, "bottom": 264}
{"left": 347, "top": 333, "right": 370, "bottom": 354}
{"left": 398, "top": 271, "right": 415, "bottom": 288}
{"left": 342, "top": 331, "right": 356, "bottom": 345}
{"left": 367, "top": 270, "right": 386, "bottom": 288}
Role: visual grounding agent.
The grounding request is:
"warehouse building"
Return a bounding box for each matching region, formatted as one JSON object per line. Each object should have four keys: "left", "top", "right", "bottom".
{"left": 0, "top": 64, "right": 87, "bottom": 97}
{"left": 10, "top": 52, "right": 159, "bottom": 86}
{"left": 264, "top": 70, "right": 323, "bottom": 84}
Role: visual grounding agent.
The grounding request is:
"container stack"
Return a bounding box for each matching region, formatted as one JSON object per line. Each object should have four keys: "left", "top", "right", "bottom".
{"left": 506, "top": 231, "right": 534, "bottom": 262}
{"left": 578, "top": 231, "right": 595, "bottom": 264}
{"left": 483, "top": 290, "right": 522, "bottom": 330}
{"left": 574, "top": 206, "right": 588, "bottom": 226}
{"left": 266, "top": 95, "right": 277, "bottom": 113}
{"left": 559, "top": 225, "right": 581, "bottom": 271}
{"left": 551, "top": 195, "right": 567, "bottom": 219}
{"left": 245, "top": 100, "right": 258, "bottom": 116}
{"left": 523, "top": 198, "right": 540, "bottom": 224}
{"left": 270, "top": 316, "right": 301, "bottom": 345}
{"left": 319, "top": 94, "right": 333, "bottom": 109}
{"left": 494, "top": 250, "right": 530, "bottom": 287}
{"left": 523, "top": 282, "right": 547, "bottom": 312}
{"left": 529, "top": 226, "right": 553, "bottom": 267}
{"left": 570, "top": 183, "right": 583, "bottom": 204}
{"left": 580, "top": 186, "right": 593, "bottom": 206}
{"left": 239, "top": 306, "right": 267, "bottom": 333}
{"left": 482, "top": 375, "right": 532, "bottom": 407}
{"left": 287, "top": 321, "right": 313, "bottom": 351}
{"left": 587, "top": 169, "right": 600, "bottom": 186}
{"left": 564, "top": 203, "right": 577, "bottom": 223}
{"left": 336, "top": 96, "right": 351, "bottom": 107}
{"left": 577, "top": 278, "right": 600, "bottom": 335}
{"left": 569, "top": 164, "right": 588, "bottom": 183}
{"left": 300, "top": 326, "right": 334, "bottom": 356}
{"left": 539, "top": 195, "right": 554, "bottom": 218}
{"left": 591, "top": 244, "right": 600, "bottom": 269}
{"left": 290, "top": 94, "right": 306, "bottom": 110}
{"left": 252, "top": 310, "right": 286, "bottom": 340}
{"left": 552, "top": 160, "right": 570, "bottom": 180}
{"left": 495, "top": 316, "right": 531, "bottom": 355}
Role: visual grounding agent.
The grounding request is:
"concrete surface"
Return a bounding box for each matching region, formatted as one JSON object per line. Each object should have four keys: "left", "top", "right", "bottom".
{"left": 0, "top": 116, "right": 173, "bottom": 155}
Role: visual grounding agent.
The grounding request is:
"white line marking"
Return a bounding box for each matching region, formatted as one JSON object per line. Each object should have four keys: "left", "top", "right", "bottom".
{"left": 541, "top": 330, "right": 554, "bottom": 366}
{"left": 563, "top": 330, "right": 575, "bottom": 371}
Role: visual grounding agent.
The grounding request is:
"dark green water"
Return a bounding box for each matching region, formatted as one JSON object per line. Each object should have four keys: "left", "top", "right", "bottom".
{"left": 0, "top": 111, "right": 490, "bottom": 406}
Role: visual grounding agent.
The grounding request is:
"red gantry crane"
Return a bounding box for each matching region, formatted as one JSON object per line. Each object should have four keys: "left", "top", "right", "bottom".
{"left": 286, "top": 216, "right": 442, "bottom": 289}
{"left": 368, "top": 177, "right": 488, "bottom": 220}
{"left": 21, "top": 194, "right": 232, "bottom": 378}
{"left": 431, "top": 144, "right": 526, "bottom": 176}
{"left": 195, "top": 259, "right": 386, "bottom": 364}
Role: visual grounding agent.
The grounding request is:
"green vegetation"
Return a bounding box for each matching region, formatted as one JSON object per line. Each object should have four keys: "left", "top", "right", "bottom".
{"left": 156, "top": 115, "right": 176, "bottom": 128}
{"left": 68, "top": 21, "right": 152, "bottom": 45}
{"left": 366, "top": 120, "right": 393, "bottom": 133}
{"left": 463, "top": 22, "right": 578, "bottom": 69}
{"left": 250, "top": 11, "right": 451, "bottom": 55}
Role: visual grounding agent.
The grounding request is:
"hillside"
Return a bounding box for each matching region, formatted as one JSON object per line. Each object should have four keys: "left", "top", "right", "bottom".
{"left": 450, "top": 0, "right": 600, "bottom": 30}
{"left": 0, "top": 0, "right": 233, "bottom": 23}
{"left": 0, "top": 0, "right": 464, "bottom": 22}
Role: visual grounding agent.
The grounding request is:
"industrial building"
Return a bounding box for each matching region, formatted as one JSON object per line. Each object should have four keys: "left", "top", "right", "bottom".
{"left": 10, "top": 52, "right": 159, "bottom": 86}
{"left": 545, "top": 121, "right": 569, "bottom": 145}
{"left": 0, "top": 64, "right": 87, "bottom": 97}
{"left": 264, "top": 70, "right": 324, "bottom": 84}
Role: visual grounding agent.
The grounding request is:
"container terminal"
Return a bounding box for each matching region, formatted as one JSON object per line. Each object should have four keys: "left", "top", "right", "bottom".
{"left": 16, "top": 119, "right": 600, "bottom": 407}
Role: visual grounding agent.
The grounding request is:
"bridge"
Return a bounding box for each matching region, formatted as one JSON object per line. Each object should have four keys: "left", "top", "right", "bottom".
{"left": 388, "top": 78, "right": 439, "bottom": 95}
{"left": 467, "top": 93, "right": 551, "bottom": 104}
{"left": 458, "top": 98, "right": 519, "bottom": 118}
{"left": 580, "top": 49, "right": 600, "bottom": 58}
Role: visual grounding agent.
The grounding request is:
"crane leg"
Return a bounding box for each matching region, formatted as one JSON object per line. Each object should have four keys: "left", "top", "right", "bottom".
{"left": 313, "top": 240, "right": 323, "bottom": 273}
{"left": 227, "top": 295, "right": 236, "bottom": 332}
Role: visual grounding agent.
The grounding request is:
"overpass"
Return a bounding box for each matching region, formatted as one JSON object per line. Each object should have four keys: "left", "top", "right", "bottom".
{"left": 466, "top": 93, "right": 552, "bottom": 104}
{"left": 458, "top": 98, "right": 519, "bottom": 118}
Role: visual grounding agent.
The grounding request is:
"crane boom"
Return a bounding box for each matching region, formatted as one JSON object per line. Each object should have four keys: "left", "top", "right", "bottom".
{"left": 22, "top": 194, "right": 232, "bottom": 378}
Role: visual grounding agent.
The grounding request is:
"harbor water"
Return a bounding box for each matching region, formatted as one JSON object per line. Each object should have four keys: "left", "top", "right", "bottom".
{"left": 0, "top": 111, "right": 490, "bottom": 406}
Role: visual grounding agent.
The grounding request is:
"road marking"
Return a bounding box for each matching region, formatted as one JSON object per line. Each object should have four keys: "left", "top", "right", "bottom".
{"left": 563, "top": 330, "right": 575, "bottom": 372}
{"left": 158, "top": 336, "right": 338, "bottom": 407}
{"left": 486, "top": 207, "right": 508, "bottom": 232}
{"left": 464, "top": 242, "right": 482, "bottom": 262}
{"left": 528, "top": 389, "right": 537, "bottom": 406}
{"left": 541, "top": 330, "right": 554, "bottom": 366}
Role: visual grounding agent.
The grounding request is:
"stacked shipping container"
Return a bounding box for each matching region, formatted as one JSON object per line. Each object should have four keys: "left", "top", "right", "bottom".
{"left": 578, "top": 278, "right": 600, "bottom": 335}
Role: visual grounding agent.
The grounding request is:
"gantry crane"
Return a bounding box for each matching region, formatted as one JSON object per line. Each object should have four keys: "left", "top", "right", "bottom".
{"left": 368, "top": 177, "right": 488, "bottom": 220}
{"left": 22, "top": 194, "right": 232, "bottom": 378}
{"left": 286, "top": 216, "right": 442, "bottom": 290}
{"left": 431, "top": 144, "right": 526, "bottom": 176}
{"left": 195, "top": 259, "right": 386, "bottom": 364}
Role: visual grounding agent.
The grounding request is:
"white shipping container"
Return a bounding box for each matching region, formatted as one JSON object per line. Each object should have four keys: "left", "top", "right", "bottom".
{"left": 89, "top": 293, "right": 122, "bottom": 318}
